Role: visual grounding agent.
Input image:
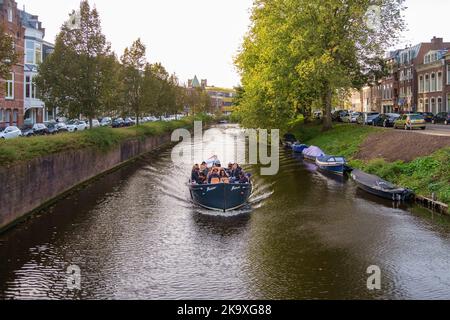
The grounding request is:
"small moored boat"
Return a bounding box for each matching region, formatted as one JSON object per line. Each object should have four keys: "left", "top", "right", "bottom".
{"left": 292, "top": 143, "right": 309, "bottom": 153}
{"left": 302, "top": 146, "right": 325, "bottom": 162}
{"left": 282, "top": 133, "right": 298, "bottom": 149}
{"left": 351, "top": 169, "right": 413, "bottom": 201}
{"left": 316, "top": 156, "right": 347, "bottom": 175}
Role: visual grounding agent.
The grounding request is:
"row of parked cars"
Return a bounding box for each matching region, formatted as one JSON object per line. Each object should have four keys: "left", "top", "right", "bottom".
{"left": 0, "top": 115, "right": 185, "bottom": 140}
{"left": 332, "top": 110, "right": 450, "bottom": 131}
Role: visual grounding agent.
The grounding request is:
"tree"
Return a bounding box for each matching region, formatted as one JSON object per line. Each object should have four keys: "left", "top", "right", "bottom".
{"left": 120, "top": 38, "right": 146, "bottom": 125}
{"left": 235, "top": 0, "right": 406, "bottom": 131}
{"left": 0, "top": 26, "right": 18, "bottom": 84}
{"left": 35, "top": 0, "right": 117, "bottom": 127}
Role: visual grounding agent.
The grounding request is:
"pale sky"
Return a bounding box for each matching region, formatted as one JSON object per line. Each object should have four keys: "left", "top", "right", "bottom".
{"left": 16, "top": 0, "right": 450, "bottom": 88}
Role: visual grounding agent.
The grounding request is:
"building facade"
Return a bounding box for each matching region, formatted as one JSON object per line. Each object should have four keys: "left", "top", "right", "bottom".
{"left": 0, "top": 0, "right": 25, "bottom": 128}
{"left": 205, "top": 86, "right": 236, "bottom": 115}
{"left": 20, "top": 9, "right": 45, "bottom": 125}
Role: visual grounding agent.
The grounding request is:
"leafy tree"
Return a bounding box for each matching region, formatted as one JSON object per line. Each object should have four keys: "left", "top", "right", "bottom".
{"left": 120, "top": 38, "right": 146, "bottom": 125}
{"left": 235, "top": 0, "right": 406, "bottom": 131}
{"left": 0, "top": 26, "right": 18, "bottom": 85}
{"left": 35, "top": 0, "right": 117, "bottom": 127}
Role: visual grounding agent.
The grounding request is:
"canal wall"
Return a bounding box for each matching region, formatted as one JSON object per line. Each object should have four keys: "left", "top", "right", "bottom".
{"left": 0, "top": 133, "right": 172, "bottom": 232}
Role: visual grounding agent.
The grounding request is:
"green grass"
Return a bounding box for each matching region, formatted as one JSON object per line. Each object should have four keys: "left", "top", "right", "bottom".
{"left": 0, "top": 114, "right": 211, "bottom": 167}
{"left": 290, "top": 122, "right": 450, "bottom": 206}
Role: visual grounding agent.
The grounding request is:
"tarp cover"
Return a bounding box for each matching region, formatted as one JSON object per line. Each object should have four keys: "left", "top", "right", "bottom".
{"left": 302, "top": 146, "right": 325, "bottom": 158}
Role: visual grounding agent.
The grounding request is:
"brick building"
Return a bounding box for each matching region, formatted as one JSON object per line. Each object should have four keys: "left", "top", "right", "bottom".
{"left": 0, "top": 0, "right": 25, "bottom": 128}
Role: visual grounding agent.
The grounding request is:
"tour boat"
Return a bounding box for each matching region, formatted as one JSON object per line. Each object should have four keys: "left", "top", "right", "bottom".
{"left": 189, "top": 182, "right": 252, "bottom": 212}
{"left": 316, "top": 155, "right": 347, "bottom": 175}
{"left": 351, "top": 169, "right": 413, "bottom": 201}
{"left": 282, "top": 133, "right": 298, "bottom": 149}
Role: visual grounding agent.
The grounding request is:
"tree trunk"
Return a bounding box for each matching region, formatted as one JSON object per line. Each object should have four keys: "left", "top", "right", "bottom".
{"left": 89, "top": 117, "right": 93, "bottom": 129}
{"left": 322, "top": 84, "right": 333, "bottom": 132}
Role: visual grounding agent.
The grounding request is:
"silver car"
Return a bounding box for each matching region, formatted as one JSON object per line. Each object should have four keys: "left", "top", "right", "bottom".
{"left": 0, "top": 126, "right": 22, "bottom": 139}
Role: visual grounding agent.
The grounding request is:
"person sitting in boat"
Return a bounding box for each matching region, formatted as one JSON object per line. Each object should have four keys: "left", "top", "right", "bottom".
{"left": 208, "top": 167, "right": 221, "bottom": 184}
{"left": 226, "top": 163, "right": 233, "bottom": 176}
{"left": 200, "top": 162, "right": 209, "bottom": 176}
{"left": 219, "top": 169, "right": 230, "bottom": 184}
{"left": 191, "top": 164, "right": 201, "bottom": 184}
{"left": 198, "top": 172, "right": 207, "bottom": 184}
{"left": 238, "top": 172, "right": 251, "bottom": 184}
{"left": 231, "top": 163, "right": 242, "bottom": 179}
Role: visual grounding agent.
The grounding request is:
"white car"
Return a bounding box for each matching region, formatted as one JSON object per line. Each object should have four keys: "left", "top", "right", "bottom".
{"left": 90, "top": 119, "right": 100, "bottom": 128}
{"left": 66, "top": 120, "right": 88, "bottom": 132}
{"left": 0, "top": 126, "right": 22, "bottom": 139}
{"left": 100, "top": 117, "right": 112, "bottom": 127}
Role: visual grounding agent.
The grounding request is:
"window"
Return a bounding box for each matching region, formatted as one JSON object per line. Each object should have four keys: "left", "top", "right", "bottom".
{"left": 35, "top": 43, "right": 42, "bottom": 64}
{"left": 26, "top": 41, "right": 34, "bottom": 64}
{"left": 448, "top": 94, "right": 450, "bottom": 112}
{"left": 431, "top": 98, "right": 436, "bottom": 114}
{"left": 12, "top": 109, "right": 18, "bottom": 125}
{"left": 419, "top": 76, "right": 424, "bottom": 93}
{"left": 419, "top": 99, "right": 424, "bottom": 112}
{"left": 0, "top": 109, "right": 3, "bottom": 122}
{"left": 425, "top": 74, "right": 430, "bottom": 92}
{"left": 431, "top": 73, "right": 436, "bottom": 92}
{"left": 25, "top": 41, "right": 42, "bottom": 65}
{"left": 437, "top": 72, "right": 443, "bottom": 91}
{"left": 447, "top": 65, "right": 450, "bottom": 85}
{"left": 438, "top": 98, "right": 443, "bottom": 113}
{"left": 425, "top": 98, "right": 429, "bottom": 112}
{"left": 7, "top": 7, "right": 13, "bottom": 22}
{"left": 5, "top": 73, "right": 14, "bottom": 99}
{"left": 5, "top": 109, "right": 11, "bottom": 123}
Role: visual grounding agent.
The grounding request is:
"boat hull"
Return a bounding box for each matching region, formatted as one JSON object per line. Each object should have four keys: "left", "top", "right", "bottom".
{"left": 351, "top": 170, "right": 413, "bottom": 201}
{"left": 189, "top": 183, "right": 252, "bottom": 212}
{"left": 292, "top": 144, "right": 309, "bottom": 153}
{"left": 316, "top": 163, "right": 345, "bottom": 175}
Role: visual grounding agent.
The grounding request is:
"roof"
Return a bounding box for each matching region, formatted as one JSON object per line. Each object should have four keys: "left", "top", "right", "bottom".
{"left": 18, "top": 9, "right": 45, "bottom": 33}
{"left": 191, "top": 75, "right": 201, "bottom": 88}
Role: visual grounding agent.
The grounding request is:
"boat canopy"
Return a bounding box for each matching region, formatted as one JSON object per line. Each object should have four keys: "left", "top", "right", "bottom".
{"left": 302, "top": 146, "right": 325, "bottom": 158}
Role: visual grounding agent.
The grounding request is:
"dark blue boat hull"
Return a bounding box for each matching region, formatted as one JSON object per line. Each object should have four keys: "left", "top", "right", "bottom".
{"left": 189, "top": 183, "right": 252, "bottom": 212}
{"left": 317, "top": 164, "right": 345, "bottom": 175}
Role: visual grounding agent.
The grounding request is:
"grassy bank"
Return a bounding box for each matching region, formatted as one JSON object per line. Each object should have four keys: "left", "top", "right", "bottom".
{"left": 292, "top": 122, "right": 450, "bottom": 206}
{"left": 0, "top": 115, "right": 211, "bottom": 167}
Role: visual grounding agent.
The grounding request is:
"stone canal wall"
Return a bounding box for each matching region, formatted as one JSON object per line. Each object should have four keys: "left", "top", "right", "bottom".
{"left": 0, "top": 133, "right": 172, "bottom": 232}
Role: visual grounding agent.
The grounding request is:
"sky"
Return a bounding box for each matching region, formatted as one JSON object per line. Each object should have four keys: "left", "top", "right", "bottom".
{"left": 16, "top": 0, "right": 450, "bottom": 88}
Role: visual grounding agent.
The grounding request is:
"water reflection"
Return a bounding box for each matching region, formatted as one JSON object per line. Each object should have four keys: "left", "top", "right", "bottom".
{"left": 0, "top": 125, "right": 450, "bottom": 299}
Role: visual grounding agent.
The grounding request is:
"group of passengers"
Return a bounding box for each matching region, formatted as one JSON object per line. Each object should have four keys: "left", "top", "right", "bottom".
{"left": 191, "top": 161, "right": 251, "bottom": 185}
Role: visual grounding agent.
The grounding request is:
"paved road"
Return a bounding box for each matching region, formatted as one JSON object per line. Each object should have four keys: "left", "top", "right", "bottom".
{"left": 419, "top": 124, "right": 450, "bottom": 137}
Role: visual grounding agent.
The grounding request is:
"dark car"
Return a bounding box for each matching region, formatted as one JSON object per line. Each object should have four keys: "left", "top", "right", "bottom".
{"left": 372, "top": 113, "right": 400, "bottom": 127}
{"left": 332, "top": 110, "right": 349, "bottom": 122}
{"left": 418, "top": 112, "right": 434, "bottom": 123}
{"left": 32, "top": 123, "right": 49, "bottom": 135}
{"left": 124, "top": 117, "right": 136, "bottom": 127}
{"left": 44, "top": 122, "right": 59, "bottom": 134}
{"left": 112, "top": 118, "right": 125, "bottom": 128}
{"left": 357, "top": 112, "right": 380, "bottom": 125}
{"left": 431, "top": 112, "right": 450, "bottom": 125}
{"left": 20, "top": 125, "right": 35, "bottom": 137}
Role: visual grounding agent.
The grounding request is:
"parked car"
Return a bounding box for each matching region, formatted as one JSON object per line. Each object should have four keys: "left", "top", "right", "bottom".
{"left": 20, "top": 125, "right": 35, "bottom": 137}
{"left": 418, "top": 112, "right": 434, "bottom": 123}
{"left": 357, "top": 112, "right": 380, "bottom": 125}
{"left": 100, "top": 117, "right": 112, "bottom": 127}
{"left": 124, "top": 117, "right": 136, "bottom": 127}
{"left": 44, "top": 122, "right": 60, "bottom": 135}
{"left": 56, "top": 122, "right": 69, "bottom": 133}
{"left": 332, "top": 110, "right": 349, "bottom": 122}
{"left": 394, "top": 114, "right": 426, "bottom": 130}
{"left": 372, "top": 113, "right": 400, "bottom": 127}
{"left": 0, "top": 126, "right": 22, "bottom": 139}
{"left": 89, "top": 119, "right": 100, "bottom": 128}
{"left": 431, "top": 112, "right": 450, "bottom": 125}
{"left": 342, "top": 112, "right": 360, "bottom": 123}
{"left": 66, "top": 120, "right": 87, "bottom": 132}
{"left": 32, "top": 123, "right": 49, "bottom": 135}
{"left": 112, "top": 118, "right": 125, "bottom": 128}
{"left": 313, "top": 110, "right": 323, "bottom": 119}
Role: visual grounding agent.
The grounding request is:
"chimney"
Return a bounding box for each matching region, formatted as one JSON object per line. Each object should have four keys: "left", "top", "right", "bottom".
{"left": 431, "top": 36, "right": 443, "bottom": 48}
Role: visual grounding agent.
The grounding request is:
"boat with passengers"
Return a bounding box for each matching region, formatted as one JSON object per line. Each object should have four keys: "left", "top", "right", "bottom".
{"left": 189, "top": 157, "right": 253, "bottom": 212}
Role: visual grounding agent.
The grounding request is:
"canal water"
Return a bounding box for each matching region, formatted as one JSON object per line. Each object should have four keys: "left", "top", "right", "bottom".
{"left": 1, "top": 124, "right": 450, "bottom": 300}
